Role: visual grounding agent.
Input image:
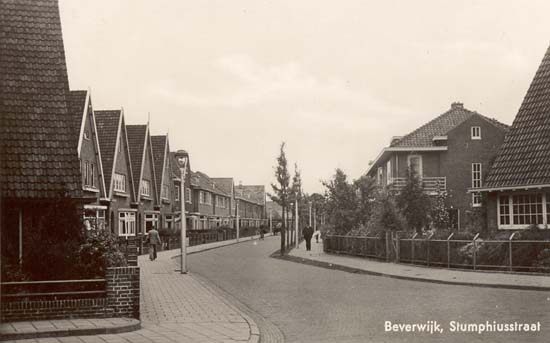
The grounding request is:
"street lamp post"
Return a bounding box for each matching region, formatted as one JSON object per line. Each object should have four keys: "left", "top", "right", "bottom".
{"left": 295, "top": 199, "right": 299, "bottom": 248}
{"left": 175, "top": 150, "right": 189, "bottom": 274}
{"left": 236, "top": 199, "right": 240, "bottom": 241}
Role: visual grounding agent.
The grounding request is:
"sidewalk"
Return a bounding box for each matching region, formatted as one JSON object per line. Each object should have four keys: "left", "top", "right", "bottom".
{"left": 1, "top": 239, "right": 264, "bottom": 343}
{"left": 288, "top": 239, "right": 550, "bottom": 291}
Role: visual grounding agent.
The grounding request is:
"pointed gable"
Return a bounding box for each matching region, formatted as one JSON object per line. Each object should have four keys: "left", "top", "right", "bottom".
{"left": 485, "top": 45, "right": 550, "bottom": 189}
{"left": 0, "top": 0, "right": 82, "bottom": 198}
{"left": 126, "top": 125, "right": 147, "bottom": 199}
{"left": 151, "top": 135, "right": 168, "bottom": 200}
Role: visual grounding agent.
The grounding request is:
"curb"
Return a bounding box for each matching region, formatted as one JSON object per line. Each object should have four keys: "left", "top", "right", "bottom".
{"left": 0, "top": 319, "right": 140, "bottom": 341}
{"left": 277, "top": 253, "right": 550, "bottom": 292}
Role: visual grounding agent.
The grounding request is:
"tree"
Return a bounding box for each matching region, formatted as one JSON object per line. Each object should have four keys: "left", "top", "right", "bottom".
{"left": 322, "top": 169, "right": 358, "bottom": 234}
{"left": 271, "top": 142, "right": 291, "bottom": 255}
{"left": 395, "top": 168, "right": 431, "bottom": 233}
{"left": 430, "top": 181, "right": 450, "bottom": 231}
{"left": 354, "top": 174, "right": 378, "bottom": 228}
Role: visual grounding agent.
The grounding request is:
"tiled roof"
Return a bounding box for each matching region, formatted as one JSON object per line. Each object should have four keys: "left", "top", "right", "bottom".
{"left": 0, "top": 0, "right": 82, "bottom": 198}
{"left": 391, "top": 103, "right": 508, "bottom": 147}
{"left": 235, "top": 185, "right": 266, "bottom": 205}
{"left": 191, "top": 171, "right": 230, "bottom": 196}
{"left": 211, "top": 178, "right": 234, "bottom": 195}
{"left": 151, "top": 135, "right": 167, "bottom": 199}
{"left": 68, "top": 90, "right": 88, "bottom": 140}
{"left": 95, "top": 110, "right": 121, "bottom": 194}
{"left": 126, "top": 125, "right": 147, "bottom": 198}
{"left": 485, "top": 45, "right": 550, "bottom": 188}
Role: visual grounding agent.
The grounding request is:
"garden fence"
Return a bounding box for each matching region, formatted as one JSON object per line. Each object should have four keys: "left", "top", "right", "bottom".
{"left": 324, "top": 233, "right": 550, "bottom": 274}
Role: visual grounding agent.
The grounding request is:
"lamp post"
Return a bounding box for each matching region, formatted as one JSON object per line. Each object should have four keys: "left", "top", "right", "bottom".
{"left": 175, "top": 150, "right": 189, "bottom": 274}
{"left": 295, "top": 199, "right": 299, "bottom": 248}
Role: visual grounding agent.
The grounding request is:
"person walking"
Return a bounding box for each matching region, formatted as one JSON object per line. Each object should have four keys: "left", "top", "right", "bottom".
{"left": 303, "top": 225, "right": 314, "bottom": 251}
{"left": 147, "top": 227, "right": 162, "bottom": 261}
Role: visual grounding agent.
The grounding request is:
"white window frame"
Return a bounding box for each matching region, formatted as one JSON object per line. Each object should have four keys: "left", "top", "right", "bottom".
{"left": 174, "top": 184, "right": 180, "bottom": 201}
{"left": 471, "top": 126, "right": 481, "bottom": 140}
{"left": 471, "top": 163, "right": 482, "bottom": 207}
{"left": 497, "top": 193, "right": 548, "bottom": 230}
{"left": 114, "top": 173, "right": 126, "bottom": 192}
{"left": 205, "top": 192, "right": 212, "bottom": 205}
{"left": 386, "top": 160, "right": 392, "bottom": 185}
{"left": 119, "top": 211, "right": 136, "bottom": 236}
{"left": 472, "top": 192, "right": 482, "bottom": 207}
{"left": 186, "top": 188, "right": 192, "bottom": 203}
{"left": 141, "top": 179, "right": 151, "bottom": 197}
{"left": 377, "top": 167, "right": 383, "bottom": 185}
{"left": 199, "top": 191, "right": 205, "bottom": 204}
{"left": 407, "top": 154, "right": 423, "bottom": 177}
{"left": 162, "top": 184, "right": 170, "bottom": 200}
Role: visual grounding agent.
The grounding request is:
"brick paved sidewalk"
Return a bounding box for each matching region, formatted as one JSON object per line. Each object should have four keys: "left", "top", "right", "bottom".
{"left": 289, "top": 239, "right": 550, "bottom": 291}
{"left": 4, "top": 248, "right": 260, "bottom": 343}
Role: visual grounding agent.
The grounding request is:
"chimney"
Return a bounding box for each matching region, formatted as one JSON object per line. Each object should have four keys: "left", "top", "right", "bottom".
{"left": 451, "top": 102, "right": 464, "bottom": 110}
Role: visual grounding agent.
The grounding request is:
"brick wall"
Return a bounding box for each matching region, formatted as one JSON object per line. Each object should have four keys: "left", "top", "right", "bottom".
{"left": 1, "top": 267, "right": 140, "bottom": 322}
{"left": 105, "top": 267, "right": 140, "bottom": 320}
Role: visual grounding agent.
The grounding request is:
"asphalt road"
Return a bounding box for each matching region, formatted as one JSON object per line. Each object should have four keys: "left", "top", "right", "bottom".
{"left": 189, "top": 236, "right": 550, "bottom": 343}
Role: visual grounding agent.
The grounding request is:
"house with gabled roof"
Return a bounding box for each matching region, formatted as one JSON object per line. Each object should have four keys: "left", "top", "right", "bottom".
{"left": 190, "top": 171, "right": 233, "bottom": 229}
{"left": 211, "top": 177, "right": 236, "bottom": 226}
{"left": 170, "top": 150, "right": 193, "bottom": 231}
{"left": 234, "top": 184, "right": 267, "bottom": 228}
{"left": 479, "top": 44, "right": 550, "bottom": 231}
{"left": 151, "top": 135, "right": 175, "bottom": 231}
{"left": 0, "top": 0, "right": 91, "bottom": 268}
{"left": 69, "top": 90, "right": 108, "bottom": 231}
{"left": 367, "top": 102, "right": 508, "bottom": 230}
{"left": 127, "top": 123, "right": 159, "bottom": 234}
{"left": 95, "top": 109, "right": 137, "bottom": 236}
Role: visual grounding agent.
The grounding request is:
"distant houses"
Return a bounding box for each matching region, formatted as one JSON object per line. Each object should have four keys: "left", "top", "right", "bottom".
{"left": 368, "top": 102, "right": 509, "bottom": 230}
{"left": 0, "top": 0, "right": 267, "bottom": 268}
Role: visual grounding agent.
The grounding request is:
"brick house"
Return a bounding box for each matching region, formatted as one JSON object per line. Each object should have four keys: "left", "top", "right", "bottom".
{"left": 169, "top": 151, "right": 193, "bottom": 231}
{"left": 126, "top": 124, "right": 159, "bottom": 235}
{"left": 480, "top": 44, "right": 550, "bottom": 231}
{"left": 151, "top": 135, "right": 175, "bottom": 231}
{"left": 69, "top": 90, "right": 108, "bottom": 231}
{"left": 0, "top": 0, "right": 90, "bottom": 268}
{"left": 211, "top": 178, "right": 236, "bottom": 227}
{"left": 189, "top": 171, "right": 233, "bottom": 229}
{"left": 234, "top": 185, "right": 267, "bottom": 228}
{"left": 367, "top": 103, "right": 508, "bottom": 229}
{"left": 95, "top": 109, "right": 138, "bottom": 236}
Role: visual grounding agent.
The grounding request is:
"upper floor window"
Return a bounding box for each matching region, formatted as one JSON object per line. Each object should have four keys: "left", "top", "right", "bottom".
{"left": 186, "top": 188, "right": 192, "bottom": 203}
{"left": 174, "top": 186, "right": 180, "bottom": 201}
{"left": 114, "top": 173, "right": 126, "bottom": 192}
{"left": 162, "top": 184, "right": 170, "bottom": 199}
{"left": 83, "top": 161, "right": 95, "bottom": 187}
{"left": 84, "top": 130, "right": 91, "bottom": 140}
{"left": 217, "top": 196, "right": 226, "bottom": 208}
{"left": 471, "top": 126, "right": 481, "bottom": 140}
{"left": 377, "top": 167, "right": 383, "bottom": 186}
{"left": 407, "top": 155, "right": 422, "bottom": 177}
{"left": 472, "top": 163, "right": 482, "bottom": 188}
{"left": 386, "top": 160, "right": 392, "bottom": 185}
{"left": 141, "top": 179, "right": 151, "bottom": 197}
{"left": 199, "top": 191, "right": 205, "bottom": 204}
{"left": 204, "top": 192, "right": 212, "bottom": 205}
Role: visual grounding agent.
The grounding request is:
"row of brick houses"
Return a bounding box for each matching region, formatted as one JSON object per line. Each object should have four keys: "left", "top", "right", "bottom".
{"left": 0, "top": 0, "right": 267, "bottom": 268}
{"left": 368, "top": 43, "right": 550, "bottom": 233}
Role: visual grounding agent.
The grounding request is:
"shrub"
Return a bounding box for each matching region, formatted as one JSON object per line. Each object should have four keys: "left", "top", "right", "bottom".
{"left": 533, "top": 249, "right": 550, "bottom": 272}
{"left": 366, "top": 191, "right": 407, "bottom": 233}
{"left": 77, "top": 230, "right": 127, "bottom": 278}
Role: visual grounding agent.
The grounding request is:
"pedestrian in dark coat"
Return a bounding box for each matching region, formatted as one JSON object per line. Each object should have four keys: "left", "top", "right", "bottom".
{"left": 147, "top": 228, "right": 162, "bottom": 261}
{"left": 303, "top": 225, "right": 314, "bottom": 251}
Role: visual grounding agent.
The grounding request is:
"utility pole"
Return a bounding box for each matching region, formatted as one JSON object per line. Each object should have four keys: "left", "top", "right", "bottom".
{"left": 236, "top": 200, "right": 240, "bottom": 241}
{"left": 175, "top": 150, "right": 189, "bottom": 274}
{"left": 309, "top": 202, "right": 312, "bottom": 227}
{"left": 295, "top": 199, "right": 299, "bottom": 248}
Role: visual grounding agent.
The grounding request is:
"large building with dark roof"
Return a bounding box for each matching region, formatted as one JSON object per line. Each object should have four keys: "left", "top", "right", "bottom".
{"left": 367, "top": 102, "right": 508, "bottom": 230}
{"left": 480, "top": 44, "right": 550, "bottom": 231}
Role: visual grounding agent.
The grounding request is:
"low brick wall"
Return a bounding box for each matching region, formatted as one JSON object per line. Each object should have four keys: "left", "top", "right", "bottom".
{"left": 1, "top": 267, "right": 140, "bottom": 322}
{"left": 106, "top": 267, "right": 140, "bottom": 319}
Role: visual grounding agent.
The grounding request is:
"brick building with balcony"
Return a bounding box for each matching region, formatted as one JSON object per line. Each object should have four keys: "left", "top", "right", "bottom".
{"left": 367, "top": 102, "right": 508, "bottom": 229}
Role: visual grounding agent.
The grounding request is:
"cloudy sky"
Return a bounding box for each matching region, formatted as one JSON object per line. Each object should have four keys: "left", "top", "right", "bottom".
{"left": 59, "top": 0, "right": 550, "bottom": 194}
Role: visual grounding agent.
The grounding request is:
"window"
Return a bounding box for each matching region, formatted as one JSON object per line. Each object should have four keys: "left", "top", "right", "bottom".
{"left": 165, "top": 215, "right": 173, "bottom": 229}
{"left": 90, "top": 163, "right": 95, "bottom": 187}
{"left": 498, "top": 193, "right": 545, "bottom": 228}
{"left": 83, "top": 208, "right": 106, "bottom": 230}
{"left": 217, "top": 196, "right": 226, "bottom": 208}
{"left": 174, "top": 185, "right": 180, "bottom": 201}
{"left": 386, "top": 160, "right": 392, "bottom": 185}
{"left": 114, "top": 173, "right": 126, "bottom": 192}
{"left": 204, "top": 192, "right": 212, "bottom": 205}
{"left": 82, "top": 161, "right": 95, "bottom": 187}
{"left": 145, "top": 213, "right": 159, "bottom": 231}
{"left": 186, "top": 188, "right": 192, "bottom": 203}
{"left": 471, "top": 126, "right": 481, "bottom": 140}
{"left": 199, "top": 191, "right": 205, "bottom": 204}
{"left": 84, "top": 130, "right": 90, "bottom": 140}
{"left": 472, "top": 163, "right": 482, "bottom": 188}
{"left": 472, "top": 192, "right": 482, "bottom": 207}
{"left": 141, "top": 180, "right": 151, "bottom": 197}
{"left": 377, "top": 167, "right": 383, "bottom": 185}
{"left": 162, "top": 184, "right": 170, "bottom": 199}
{"left": 119, "top": 212, "right": 136, "bottom": 236}
{"left": 407, "top": 155, "right": 422, "bottom": 177}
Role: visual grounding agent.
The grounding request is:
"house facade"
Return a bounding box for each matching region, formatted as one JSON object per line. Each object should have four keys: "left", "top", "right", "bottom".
{"left": 480, "top": 44, "right": 550, "bottom": 232}
{"left": 127, "top": 124, "right": 159, "bottom": 235}
{"left": 234, "top": 185, "right": 267, "bottom": 228}
{"left": 151, "top": 135, "right": 175, "bottom": 231}
{"left": 95, "top": 109, "right": 137, "bottom": 237}
{"left": 189, "top": 171, "right": 233, "bottom": 230}
{"left": 367, "top": 102, "right": 508, "bottom": 229}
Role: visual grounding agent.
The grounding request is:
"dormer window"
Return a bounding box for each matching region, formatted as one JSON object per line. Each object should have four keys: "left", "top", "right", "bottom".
{"left": 84, "top": 131, "right": 91, "bottom": 140}
{"left": 471, "top": 126, "right": 481, "bottom": 140}
{"left": 141, "top": 180, "right": 151, "bottom": 197}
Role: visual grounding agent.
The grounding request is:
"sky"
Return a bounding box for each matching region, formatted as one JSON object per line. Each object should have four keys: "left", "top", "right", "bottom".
{"left": 59, "top": 0, "right": 550, "bottom": 194}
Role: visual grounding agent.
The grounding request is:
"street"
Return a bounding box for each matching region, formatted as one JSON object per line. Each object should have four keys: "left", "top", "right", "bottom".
{"left": 189, "top": 236, "right": 550, "bottom": 343}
